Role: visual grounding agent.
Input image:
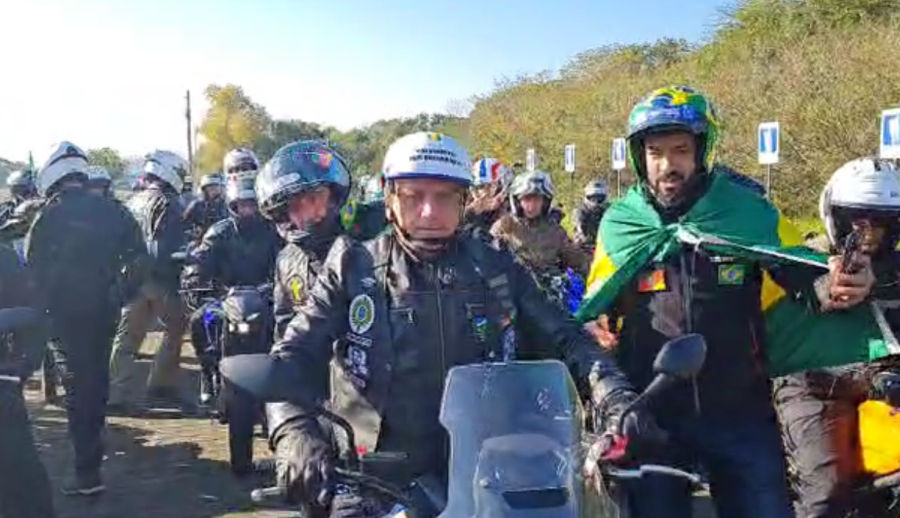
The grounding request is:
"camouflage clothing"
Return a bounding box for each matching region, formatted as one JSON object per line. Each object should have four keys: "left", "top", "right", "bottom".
{"left": 489, "top": 214, "right": 589, "bottom": 277}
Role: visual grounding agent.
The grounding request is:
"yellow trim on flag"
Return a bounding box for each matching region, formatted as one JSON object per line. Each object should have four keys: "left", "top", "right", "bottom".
{"left": 776, "top": 210, "right": 804, "bottom": 247}
{"left": 586, "top": 238, "right": 617, "bottom": 295}
{"left": 760, "top": 270, "right": 786, "bottom": 311}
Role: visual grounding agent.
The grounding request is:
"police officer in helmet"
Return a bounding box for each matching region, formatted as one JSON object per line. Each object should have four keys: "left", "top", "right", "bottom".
{"left": 26, "top": 141, "right": 147, "bottom": 496}
{"left": 185, "top": 171, "right": 281, "bottom": 412}
{"left": 109, "top": 150, "right": 191, "bottom": 413}
{"left": 183, "top": 172, "right": 227, "bottom": 244}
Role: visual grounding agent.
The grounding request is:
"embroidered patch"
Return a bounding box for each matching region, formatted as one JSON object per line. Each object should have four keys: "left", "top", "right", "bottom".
{"left": 718, "top": 263, "right": 746, "bottom": 285}
{"left": 349, "top": 294, "right": 375, "bottom": 334}
{"left": 637, "top": 268, "right": 667, "bottom": 293}
{"left": 289, "top": 276, "right": 304, "bottom": 303}
{"left": 346, "top": 332, "right": 373, "bottom": 348}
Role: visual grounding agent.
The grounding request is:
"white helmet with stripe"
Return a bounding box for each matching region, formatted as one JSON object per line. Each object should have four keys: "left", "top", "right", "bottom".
{"left": 382, "top": 132, "right": 471, "bottom": 188}
{"left": 819, "top": 157, "right": 900, "bottom": 246}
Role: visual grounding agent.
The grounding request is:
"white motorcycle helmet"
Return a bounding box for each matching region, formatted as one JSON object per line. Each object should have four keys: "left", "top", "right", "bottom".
{"left": 86, "top": 165, "right": 112, "bottom": 183}
{"left": 223, "top": 148, "right": 260, "bottom": 175}
{"left": 471, "top": 157, "right": 513, "bottom": 191}
{"left": 819, "top": 157, "right": 900, "bottom": 248}
{"left": 583, "top": 179, "right": 608, "bottom": 204}
{"left": 35, "top": 141, "right": 89, "bottom": 196}
{"left": 143, "top": 150, "right": 187, "bottom": 193}
{"left": 509, "top": 171, "right": 555, "bottom": 218}
{"left": 382, "top": 132, "right": 471, "bottom": 189}
{"left": 200, "top": 172, "right": 226, "bottom": 190}
{"left": 225, "top": 172, "right": 258, "bottom": 215}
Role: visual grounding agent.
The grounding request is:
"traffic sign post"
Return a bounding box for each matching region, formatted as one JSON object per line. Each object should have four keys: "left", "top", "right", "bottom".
{"left": 564, "top": 144, "right": 576, "bottom": 173}
{"left": 564, "top": 144, "right": 576, "bottom": 211}
{"left": 881, "top": 108, "right": 900, "bottom": 160}
{"left": 526, "top": 148, "right": 536, "bottom": 172}
{"left": 612, "top": 138, "right": 627, "bottom": 197}
{"left": 758, "top": 122, "right": 780, "bottom": 197}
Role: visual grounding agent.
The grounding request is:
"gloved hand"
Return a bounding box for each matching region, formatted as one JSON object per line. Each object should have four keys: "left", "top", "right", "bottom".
{"left": 872, "top": 371, "right": 900, "bottom": 408}
{"left": 275, "top": 426, "right": 335, "bottom": 508}
{"left": 329, "top": 489, "right": 368, "bottom": 518}
{"left": 599, "top": 390, "right": 667, "bottom": 447}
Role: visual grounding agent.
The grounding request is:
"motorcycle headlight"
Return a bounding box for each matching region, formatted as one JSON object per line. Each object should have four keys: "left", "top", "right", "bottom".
{"left": 236, "top": 322, "right": 251, "bottom": 334}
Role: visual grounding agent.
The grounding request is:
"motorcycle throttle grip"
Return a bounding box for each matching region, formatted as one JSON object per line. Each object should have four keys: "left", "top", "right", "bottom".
{"left": 250, "top": 486, "right": 286, "bottom": 504}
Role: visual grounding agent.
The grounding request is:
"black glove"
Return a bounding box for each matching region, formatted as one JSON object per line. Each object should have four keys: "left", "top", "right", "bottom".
{"left": 599, "top": 390, "right": 667, "bottom": 446}
{"left": 872, "top": 371, "right": 900, "bottom": 408}
{"left": 329, "top": 489, "right": 368, "bottom": 518}
{"left": 275, "top": 425, "right": 335, "bottom": 508}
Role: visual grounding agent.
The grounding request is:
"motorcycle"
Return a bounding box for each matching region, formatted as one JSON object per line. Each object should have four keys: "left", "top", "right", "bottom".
{"left": 537, "top": 268, "right": 586, "bottom": 315}
{"left": 219, "top": 333, "right": 707, "bottom": 517}
{"left": 173, "top": 251, "right": 273, "bottom": 474}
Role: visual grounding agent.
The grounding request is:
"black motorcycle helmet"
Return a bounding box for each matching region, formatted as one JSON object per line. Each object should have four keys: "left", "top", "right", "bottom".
{"left": 255, "top": 140, "right": 351, "bottom": 225}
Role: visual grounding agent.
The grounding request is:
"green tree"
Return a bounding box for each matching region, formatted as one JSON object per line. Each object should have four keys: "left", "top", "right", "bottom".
{"left": 195, "top": 84, "right": 272, "bottom": 173}
{"left": 254, "top": 119, "right": 327, "bottom": 162}
{"left": 87, "top": 147, "right": 126, "bottom": 179}
{"left": 468, "top": 0, "right": 900, "bottom": 217}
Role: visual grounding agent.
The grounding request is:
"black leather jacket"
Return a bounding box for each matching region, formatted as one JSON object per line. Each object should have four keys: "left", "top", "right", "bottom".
{"left": 27, "top": 188, "right": 148, "bottom": 317}
{"left": 127, "top": 186, "right": 185, "bottom": 290}
{"left": 188, "top": 215, "right": 282, "bottom": 291}
{"left": 267, "top": 229, "right": 632, "bottom": 478}
{"left": 273, "top": 228, "right": 340, "bottom": 342}
{"left": 183, "top": 197, "right": 227, "bottom": 243}
{"left": 572, "top": 202, "right": 606, "bottom": 251}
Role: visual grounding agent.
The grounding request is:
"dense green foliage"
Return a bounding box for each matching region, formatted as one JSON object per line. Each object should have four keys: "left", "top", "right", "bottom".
{"left": 468, "top": 0, "right": 900, "bottom": 216}
{"left": 193, "top": 84, "right": 467, "bottom": 185}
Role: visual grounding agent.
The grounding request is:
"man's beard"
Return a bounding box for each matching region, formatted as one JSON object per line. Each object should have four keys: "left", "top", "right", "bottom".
{"left": 652, "top": 171, "right": 688, "bottom": 208}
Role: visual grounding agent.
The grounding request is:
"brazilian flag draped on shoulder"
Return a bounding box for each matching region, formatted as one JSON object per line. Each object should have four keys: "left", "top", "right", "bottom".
{"left": 575, "top": 167, "right": 897, "bottom": 377}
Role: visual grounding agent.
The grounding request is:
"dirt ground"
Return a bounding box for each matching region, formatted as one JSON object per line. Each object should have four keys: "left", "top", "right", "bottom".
{"left": 25, "top": 333, "right": 298, "bottom": 518}
{"left": 24, "top": 332, "right": 716, "bottom": 518}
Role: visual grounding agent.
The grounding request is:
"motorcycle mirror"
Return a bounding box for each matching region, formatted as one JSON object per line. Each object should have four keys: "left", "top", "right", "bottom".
{"left": 652, "top": 334, "right": 707, "bottom": 380}
{"left": 170, "top": 251, "right": 189, "bottom": 264}
{"left": 0, "top": 307, "right": 39, "bottom": 334}
{"left": 219, "top": 354, "right": 314, "bottom": 407}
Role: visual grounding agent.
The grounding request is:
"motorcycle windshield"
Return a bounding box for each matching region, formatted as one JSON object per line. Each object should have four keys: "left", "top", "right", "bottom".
{"left": 438, "top": 360, "right": 583, "bottom": 518}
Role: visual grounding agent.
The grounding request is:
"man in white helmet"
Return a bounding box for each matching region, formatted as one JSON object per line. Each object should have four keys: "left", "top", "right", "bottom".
{"left": 0, "top": 169, "right": 38, "bottom": 224}
{"left": 491, "top": 171, "right": 589, "bottom": 278}
{"left": 772, "top": 158, "right": 900, "bottom": 518}
{"left": 26, "top": 141, "right": 147, "bottom": 496}
{"left": 183, "top": 172, "right": 227, "bottom": 244}
{"left": 223, "top": 147, "right": 260, "bottom": 176}
{"left": 266, "top": 132, "right": 644, "bottom": 516}
{"left": 85, "top": 165, "right": 113, "bottom": 198}
{"left": 109, "top": 150, "right": 192, "bottom": 414}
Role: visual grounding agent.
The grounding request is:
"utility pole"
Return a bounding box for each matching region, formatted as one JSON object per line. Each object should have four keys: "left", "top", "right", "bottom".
{"left": 185, "top": 90, "right": 194, "bottom": 176}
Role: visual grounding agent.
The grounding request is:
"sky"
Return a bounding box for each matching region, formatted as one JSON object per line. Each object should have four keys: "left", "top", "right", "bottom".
{"left": 0, "top": 0, "right": 729, "bottom": 161}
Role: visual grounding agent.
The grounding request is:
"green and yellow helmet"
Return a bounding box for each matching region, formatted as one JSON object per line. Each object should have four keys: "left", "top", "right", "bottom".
{"left": 626, "top": 85, "right": 719, "bottom": 178}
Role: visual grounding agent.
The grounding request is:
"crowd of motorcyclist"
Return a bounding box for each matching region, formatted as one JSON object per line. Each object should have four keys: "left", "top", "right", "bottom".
{"left": 1, "top": 83, "right": 900, "bottom": 518}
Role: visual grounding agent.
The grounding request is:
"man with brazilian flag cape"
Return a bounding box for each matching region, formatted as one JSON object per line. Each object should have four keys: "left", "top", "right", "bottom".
{"left": 576, "top": 168, "right": 892, "bottom": 377}
{"left": 580, "top": 86, "right": 877, "bottom": 518}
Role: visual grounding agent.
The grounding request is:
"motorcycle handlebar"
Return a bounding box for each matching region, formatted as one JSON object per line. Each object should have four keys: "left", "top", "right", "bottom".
{"left": 250, "top": 486, "right": 285, "bottom": 504}
{"left": 605, "top": 464, "right": 703, "bottom": 485}
{"left": 249, "top": 469, "right": 411, "bottom": 508}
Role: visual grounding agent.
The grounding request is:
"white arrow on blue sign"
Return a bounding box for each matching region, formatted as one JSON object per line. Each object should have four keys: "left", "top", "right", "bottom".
{"left": 758, "top": 122, "right": 780, "bottom": 165}
{"left": 612, "top": 138, "right": 627, "bottom": 171}
{"left": 564, "top": 144, "right": 576, "bottom": 173}
{"left": 881, "top": 108, "right": 900, "bottom": 160}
